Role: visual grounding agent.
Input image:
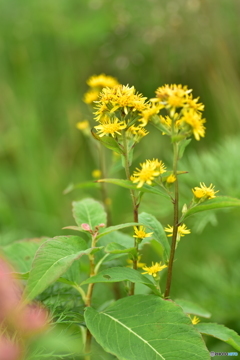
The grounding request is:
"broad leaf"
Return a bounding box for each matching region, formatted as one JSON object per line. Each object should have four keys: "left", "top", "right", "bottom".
{"left": 196, "top": 323, "right": 240, "bottom": 351}
{"left": 85, "top": 295, "right": 210, "bottom": 360}
{"left": 96, "top": 222, "right": 143, "bottom": 240}
{"left": 24, "top": 236, "right": 89, "bottom": 301}
{"left": 98, "top": 231, "right": 133, "bottom": 249}
{"left": 104, "top": 242, "right": 136, "bottom": 255}
{"left": 81, "top": 267, "right": 161, "bottom": 296}
{"left": 97, "top": 179, "right": 169, "bottom": 198}
{"left": 92, "top": 130, "right": 123, "bottom": 154}
{"left": 72, "top": 198, "right": 107, "bottom": 229}
{"left": 139, "top": 212, "right": 170, "bottom": 262}
{"left": 182, "top": 196, "right": 240, "bottom": 220}
{"left": 174, "top": 299, "right": 211, "bottom": 318}
{"left": 0, "top": 238, "right": 46, "bottom": 273}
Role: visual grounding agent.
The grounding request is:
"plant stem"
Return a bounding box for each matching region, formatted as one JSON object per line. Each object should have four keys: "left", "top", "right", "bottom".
{"left": 164, "top": 141, "right": 179, "bottom": 299}
{"left": 99, "top": 144, "right": 112, "bottom": 226}
{"left": 122, "top": 130, "right": 139, "bottom": 296}
{"left": 85, "top": 233, "right": 97, "bottom": 358}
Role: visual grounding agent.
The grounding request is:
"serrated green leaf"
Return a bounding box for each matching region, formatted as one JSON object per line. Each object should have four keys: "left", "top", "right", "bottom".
{"left": 182, "top": 196, "right": 240, "bottom": 220}
{"left": 97, "top": 179, "right": 169, "bottom": 198}
{"left": 174, "top": 299, "right": 211, "bottom": 318}
{"left": 96, "top": 222, "right": 143, "bottom": 240}
{"left": 92, "top": 130, "right": 123, "bottom": 154}
{"left": 0, "top": 238, "right": 46, "bottom": 273}
{"left": 138, "top": 212, "right": 170, "bottom": 262}
{"left": 81, "top": 267, "right": 160, "bottom": 295}
{"left": 24, "top": 236, "right": 89, "bottom": 302}
{"left": 72, "top": 198, "right": 107, "bottom": 229}
{"left": 196, "top": 323, "right": 240, "bottom": 351}
{"left": 85, "top": 295, "right": 210, "bottom": 360}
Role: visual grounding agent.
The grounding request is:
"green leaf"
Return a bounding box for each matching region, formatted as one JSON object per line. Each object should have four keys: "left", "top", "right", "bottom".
{"left": 97, "top": 179, "right": 170, "bottom": 198}
{"left": 96, "top": 222, "right": 142, "bottom": 240}
{"left": 139, "top": 212, "right": 170, "bottom": 262}
{"left": 72, "top": 198, "right": 107, "bottom": 229}
{"left": 84, "top": 295, "right": 210, "bottom": 360}
{"left": 0, "top": 238, "right": 46, "bottom": 273}
{"left": 63, "top": 181, "right": 99, "bottom": 195}
{"left": 196, "top": 323, "right": 240, "bottom": 351}
{"left": 24, "top": 236, "right": 89, "bottom": 302}
{"left": 182, "top": 196, "right": 240, "bottom": 220}
{"left": 104, "top": 242, "right": 136, "bottom": 255}
{"left": 98, "top": 231, "right": 133, "bottom": 249}
{"left": 174, "top": 299, "right": 211, "bottom": 318}
{"left": 91, "top": 130, "right": 123, "bottom": 154}
{"left": 178, "top": 138, "right": 192, "bottom": 159}
{"left": 81, "top": 267, "right": 161, "bottom": 296}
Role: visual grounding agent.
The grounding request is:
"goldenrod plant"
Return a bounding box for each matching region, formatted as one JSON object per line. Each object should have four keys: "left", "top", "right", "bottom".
{"left": 2, "top": 75, "right": 240, "bottom": 360}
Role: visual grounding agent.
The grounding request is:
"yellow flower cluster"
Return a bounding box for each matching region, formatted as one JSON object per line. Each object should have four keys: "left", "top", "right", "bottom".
{"left": 192, "top": 182, "right": 218, "bottom": 200}
{"left": 142, "top": 262, "right": 167, "bottom": 278}
{"left": 84, "top": 74, "right": 119, "bottom": 105}
{"left": 152, "top": 84, "right": 206, "bottom": 141}
{"left": 164, "top": 224, "right": 191, "bottom": 241}
{"left": 131, "top": 159, "right": 166, "bottom": 188}
{"left": 133, "top": 226, "right": 153, "bottom": 239}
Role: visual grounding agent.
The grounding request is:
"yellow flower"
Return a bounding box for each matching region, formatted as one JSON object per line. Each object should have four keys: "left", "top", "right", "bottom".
{"left": 142, "top": 262, "right": 167, "bottom": 277}
{"left": 138, "top": 103, "right": 163, "bottom": 127}
{"left": 87, "top": 74, "right": 119, "bottom": 88}
{"left": 191, "top": 316, "right": 200, "bottom": 325}
{"left": 164, "top": 224, "right": 191, "bottom": 241}
{"left": 186, "top": 94, "right": 205, "bottom": 112}
{"left": 76, "top": 120, "right": 90, "bottom": 130}
{"left": 83, "top": 90, "right": 100, "bottom": 104}
{"left": 127, "top": 256, "right": 146, "bottom": 269}
{"left": 156, "top": 84, "right": 192, "bottom": 108}
{"left": 166, "top": 174, "right": 176, "bottom": 183}
{"left": 133, "top": 226, "right": 153, "bottom": 239}
{"left": 131, "top": 159, "right": 166, "bottom": 188}
{"left": 94, "top": 85, "right": 148, "bottom": 121}
{"left": 92, "top": 169, "right": 102, "bottom": 179}
{"left": 127, "top": 126, "right": 149, "bottom": 142}
{"left": 192, "top": 182, "right": 219, "bottom": 200}
{"left": 181, "top": 109, "right": 206, "bottom": 141}
{"left": 94, "top": 117, "right": 127, "bottom": 137}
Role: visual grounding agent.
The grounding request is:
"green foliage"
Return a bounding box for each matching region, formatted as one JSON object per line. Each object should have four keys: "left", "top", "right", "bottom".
{"left": 72, "top": 198, "right": 107, "bottom": 229}
{"left": 81, "top": 267, "right": 161, "bottom": 296}
{"left": 24, "top": 236, "right": 89, "bottom": 301}
{"left": 196, "top": 323, "right": 240, "bottom": 351}
{"left": 174, "top": 298, "right": 211, "bottom": 319}
{"left": 85, "top": 295, "right": 210, "bottom": 360}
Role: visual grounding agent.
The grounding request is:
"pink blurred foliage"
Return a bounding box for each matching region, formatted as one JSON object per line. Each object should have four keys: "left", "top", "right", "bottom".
{"left": 0, "top": 256, "right": 50, "bottom": 359}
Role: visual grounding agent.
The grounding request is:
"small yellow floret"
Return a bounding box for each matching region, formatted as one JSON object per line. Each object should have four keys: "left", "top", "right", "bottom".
{"left": 191, "top": 316, "right": 200, "bottom": 325}
{"left": 181, "top": 109, "right": 206, "bottom": 141}
{"left": 164, "top": 224, "right": 191, "bottom": 241}
{"left": 192, "top": 182, "right": 219, "bottom": 200}
{"left": 76, "top": 120, "right": 90, "bottom": 130}
{"left": 133, "top": 226, "right": 153, "bottom": 239}
{"left": 131, "top": 159, "right": 166, "bottom": 188}
{"left": 83, "top": 90, "right": 100, "bottom": 104}
{"left": 87, "top": 74, "right": 119, "bottom": 88}
{"left": 142, "top": 262, "right": 167, "bottom": 278}
{"left": 92, "top": 169, "right": 102, "bottom": 179}
{"left": 166, "top": 174, "right": 176, "bottom": 183}
{"left": 94, "top": 117, "right": 127, "bottom": 137}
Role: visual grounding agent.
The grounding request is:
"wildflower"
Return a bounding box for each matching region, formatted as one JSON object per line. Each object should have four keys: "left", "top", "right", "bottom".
{"left": 133, "top": 226, "right": 153, "bottom": 239}
{"left": 87, "top": 74, "right": 119, "bottom": 88}
{"left": 131, "top": 159, "right": 166, "bottom": 188}
{"left": 166, "top": 174, "right": 176, "bottom": 183}
{"left": 192, "top": 182, "right": 219, "bottom": 200}
{"left": 142, "top": 262, "right": 167, "bottom": 278}
{"left": 94, "top": 117, "right": 127, "bottom": 137}
{"left": 83, "top": 90, "right": 100, "bottom": 104}
{"left": 156, "top": 84, "right": 191, "bottom": 109}
{"left": 164, "top": 224, "right": 191, "bottom": 241}
{"left": 191, "top": 316, "right": 200, "bottom": 325}
{"left": 181, "top": 109, "right": 206, "bottom": 141}
{"left": 94, "top": 85, "right": 148, "bottom": 121}
{"left": 186, "top": 94, "right": 204, "bottom": 112}
{"left": 76, "top": 120, "right": 89, "bottom": 130}
{"left": 138, "top": 102, "right": 163, "bottom": 127}
{"left": 92, "top": 169, "right": 102, "bottom": 179}
{"left": 127, "top": 256, "right": 146, "bottom": 269}
{"left": 127, "top": 126, "right": 149, "bottom": 142}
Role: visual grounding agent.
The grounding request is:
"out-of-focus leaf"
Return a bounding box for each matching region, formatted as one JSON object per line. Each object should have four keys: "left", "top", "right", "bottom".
{"left": 174, "top": 298, "right": 211, "bottom": 318}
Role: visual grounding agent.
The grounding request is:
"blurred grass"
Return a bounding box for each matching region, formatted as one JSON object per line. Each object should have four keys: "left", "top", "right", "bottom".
{"left": 0, "top": 0, "right": 240, "bottom": 348}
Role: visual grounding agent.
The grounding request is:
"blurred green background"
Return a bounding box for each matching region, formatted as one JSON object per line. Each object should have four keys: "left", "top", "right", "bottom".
{"left": 1, "top": 0, "right": 240, "bottom": 354}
